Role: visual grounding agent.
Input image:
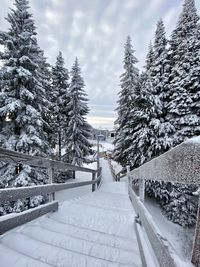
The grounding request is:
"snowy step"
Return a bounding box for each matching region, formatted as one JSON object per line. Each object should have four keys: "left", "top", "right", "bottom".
{"left": 50, "top": 210, "right": 135, "bottom": 240}
{"left": 59, "top": 202, "right": 134, "bottom": 224}
{"left": 36, "top": 218, "right": 136, "bottom": 252}
{"left": 76, "top": 192, "right": 133, "bottom": 211}
{"left": 1, "top": 232, "right": 139, "bottom": 267}
{"left": 0, "top": 244, "right": 52, "bottom": 267}
{"left": 69, "top": 200, "right": 133, "bottom": 213}
{"left": 20, "top": 225, "right": 139, "bottom": 265}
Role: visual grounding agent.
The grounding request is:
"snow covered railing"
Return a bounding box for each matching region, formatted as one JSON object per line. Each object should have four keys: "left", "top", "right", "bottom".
{"left": 116, "top": 168, "right": 127, "bottom": 181}
{"left": 0, "top": 147, "right": 95, "bottom": 173}
{"left": 128, "top": 139, "right": 200, "bottom": 267}
{"left": 0, "top": 148, "right": 101, "bottom": 234}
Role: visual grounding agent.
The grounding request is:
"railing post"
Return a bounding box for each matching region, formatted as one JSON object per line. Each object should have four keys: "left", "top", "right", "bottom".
{"left": 138, "top": 179, "right": 145, "bottom": 203}
{"left": 138, "top": 169, "right": 145, "bottom": 203}
{"left": 191, "top": 198, "right": 200, "bottom": 266}
{"left": 97, "top": 137, "right": 100, "bottom": 170}
{"left": 48, "top": 163, "right": 55, "bottom": 201}
{"left": 127, "top": 165, "right": 130, "bottom": 183}
{"left": 92, "top": 172, "right": 96, "bottom": 192}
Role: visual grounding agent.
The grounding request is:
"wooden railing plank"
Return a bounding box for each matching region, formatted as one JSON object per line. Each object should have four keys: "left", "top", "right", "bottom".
{"left": 128, "top": 140, "right": 200, "bottom": 267}
{"left": 0, "top": 148, "right": 96, "bottom": 173}
{"left": 0, "top": 147, "right": 102, "bottom": 234}
{"left": 129, "top": 187, "right": 176, "bottom": 267}
{"left": 0, "top": 201, "right": 58, "bottom": 234}
{"left": 129, "top": 142, "right": 200, "bottom": 186}
{"left": 192, "top": 200, "right": 200, "bottom": 266}
{"left": 0, "top": 177, "right": 101, "bottom": 204}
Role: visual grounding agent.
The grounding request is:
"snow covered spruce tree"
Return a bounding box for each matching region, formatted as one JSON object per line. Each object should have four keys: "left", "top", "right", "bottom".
{"left": 126, "top": 22, "right": 172, "bottom": 169}
{"left": 147, "top": 19, "right": 174, "bottom": 158}
{"left": 168, "top": 0, "right": 200, "bottom": 143}
{"left": 135, "top": 22, "right": 174, "bottom": 202}
{"left": 114, "top": 36, "right": 139, "bottom": 167}
{"left": 124, "top": 71, "right": 150, "bottom": 169}
{"left": 65, "top": 58, "right": 91, "bottom": 168}
{"left": 51, "top": 52, "right": 69, "bottom": 159}
{"left": 37, "top": 51, "right": 53, "bottom": 143}
{"left": 161, "top": 0, "right": 200, "bottom": 227}
{"left": 0, "top": 0, "right": 50, "bottom": 214}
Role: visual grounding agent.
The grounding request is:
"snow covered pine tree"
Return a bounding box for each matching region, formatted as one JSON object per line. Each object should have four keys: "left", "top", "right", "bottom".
{"left": 162, "top": 0, "right": 200, "bottom": 227}
{"left": 65, "top": 58, "right": 91, "bottom": 169}
{"left": 133, "top": 21, "right": 174, "bottom": 207}
{"left": 0, "top": 0, "right": 50, "bottom": 214}
{"left": 51, "top": 52, "right": 69, "bottom": 159}
{"left": 114, "top": 36, "right": 139, "bottom": 167}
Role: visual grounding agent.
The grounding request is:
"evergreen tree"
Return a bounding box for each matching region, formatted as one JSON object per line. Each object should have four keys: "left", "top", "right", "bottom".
{"left": 142, "top": 16, "right": 198, "bottom": 227}
{"left": 139, "top": 23, "right": 173, "bottom": 201}
{"left": 147, "top": 20, "right": 173, "bottom": 160}
{"left": 126, "top": 28, "right": 172, "bottom": 169}
{"left": 125, "top": 71, "right": 151, "bottom": 168}
{"left": 114, "top": 36, "right": 139, "bottom": 167}
{"left": 34, "top": 51, "right": 53, "bottom": 157}
{"left": 0, "top": 0, "right": 50, "bottom": 213}
{"left": 51, "top": 52, "right": 69, "bottom": 159}
{"left": 65, "top": 58, "right": 91, "bottom": 166}
{"left": 161, "top": 0, "right": 200, "bottom": 227}
{"left": 168, "top": 0, "right": 200, "bottom": 144}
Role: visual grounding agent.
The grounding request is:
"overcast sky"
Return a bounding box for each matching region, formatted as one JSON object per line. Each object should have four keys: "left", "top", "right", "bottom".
{"left": 0, "top": 0, "right": 199, "bottom": 129}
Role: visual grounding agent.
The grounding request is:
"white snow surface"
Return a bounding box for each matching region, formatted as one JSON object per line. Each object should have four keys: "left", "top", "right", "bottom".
{"left": 55, "top": 162, "right": 97, "bottom": 203}
{"left": 0, "top": 159, "right": 143, "bottom": 267}
{"left": 185, "top": 135, "right": 200, "bottom": 144}
{"left": 111, "top": 160, "right": 123, "bottom": 176}
{"left": 145, "top": 198, "right": 194, "bottom": 267}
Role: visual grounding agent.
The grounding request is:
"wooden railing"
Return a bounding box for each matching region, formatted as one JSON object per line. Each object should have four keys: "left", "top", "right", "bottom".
{"left": 127, "top": 140, "right": 200, "bottom": 267}
{"left": 0, "top": 148, "right": 102, "bottom": 234}
{"left": 116, "top": 168, "right": 127, "bottom": 181}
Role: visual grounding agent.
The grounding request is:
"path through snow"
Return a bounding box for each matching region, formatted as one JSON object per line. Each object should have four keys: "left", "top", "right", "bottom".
{"left": 100, "top": 158, "right": 114, "bottom": 183}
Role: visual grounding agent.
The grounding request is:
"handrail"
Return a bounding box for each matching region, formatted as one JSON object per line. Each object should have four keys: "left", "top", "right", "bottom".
{"left": 116, "top": 168, "right": 126, "bottom": 181}
{"left": 0, "top": 147, "right": 96, "bottom": 173}
{"left": 129, "top": 141, "right": 200, "bottom": 185}
{"left": 0, "top": 177, "right": 101, "bottom": 204}
{"left": 0, "top": 147, "right": 102, "bottom": 234}
{"left": 127, "top": 139, "right": 200, "bottom": 267}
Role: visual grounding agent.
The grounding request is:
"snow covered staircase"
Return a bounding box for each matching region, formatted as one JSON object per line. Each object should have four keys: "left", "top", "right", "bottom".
{"left": 0, "top": 181, "right": 142, "bottom": 267}
{"left": 3, "top": 139, "right": 200, "bottom": 267}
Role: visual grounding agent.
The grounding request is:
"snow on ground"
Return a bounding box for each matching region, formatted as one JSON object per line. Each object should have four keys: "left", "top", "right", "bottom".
{"left": 100, "top": 158, "right": 113, "bottom": 183}
{"left": 144, "top": 197, "right": 194, "bottom": 265}
{"left": 111, "top": 160, "right": 123, "bottom": 175}
{"left": 90, "top": 140, "right": 114, "bottom": 153}
{"left": 55, "top": 161, "right": 97, "bottom": 203}
{"left": 185, "top": 135, "right": 200, "bottom": 144}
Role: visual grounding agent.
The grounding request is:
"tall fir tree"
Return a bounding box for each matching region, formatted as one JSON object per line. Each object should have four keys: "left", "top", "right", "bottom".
{"left": 168, "top": 0, "right": 200, "bottom": 144}
{"left": 147, "top": 20, "right": 173, "bottom": 160}
{"left": 161, "top": 0, "right": 200, "bottom": 227}
{"left": 0, "top": 0, "right": 50, "bottom": 213}
{"left": 114, "top": 36, "right": 139, "bottom": 167}
{"left": 65, "top": 58, "right": 91, "bottom": 166}
{"left": 125, "top": 70, "right": 151, "bottom": 168}
{"left": 141, "top": 16, "right": 198, "bottom": 228}
{"left": 37, "top": 51, "right": 53, "bottom": 140}
{"left": 139, "top": 22, "right": 174, "bottom": 200}
{"left": 51, "top": 52, "right": 69, "bottom": 159}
